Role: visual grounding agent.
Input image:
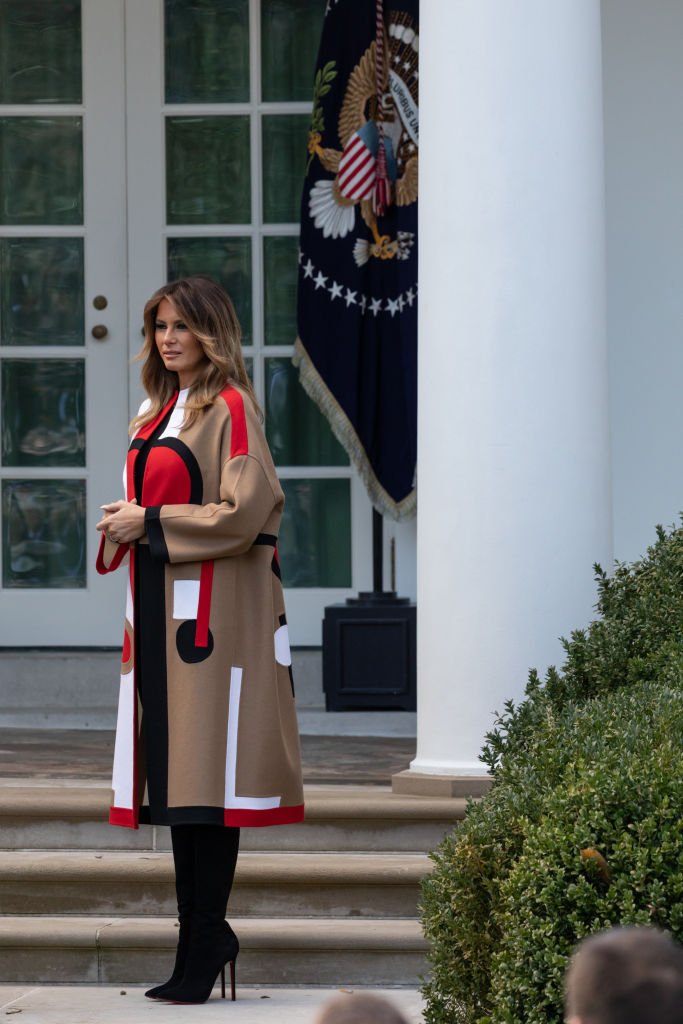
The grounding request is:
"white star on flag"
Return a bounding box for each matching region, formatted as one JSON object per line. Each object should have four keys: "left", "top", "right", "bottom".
{"left": 303, "top": 259, "right": 314, "bottom": 279}
{"left": 344, "top": 289, "right": 357, "bottom": 307}
{"left": 386, "top": 297, "right": 400, "bottom": 317}
{"left": 405, "top": 287, "right": 415, "bottom": 306}
{"left": 359, "top": 295, "right": 368, "bottom": 313}
{"left": 314, "top": 271, "right": 328, "bottom": 290}
{"left": 369, "top": 298, "right": 383, "bottom": 316}
{"left": 329, "top": 281, "right": 343, "bottom": 300}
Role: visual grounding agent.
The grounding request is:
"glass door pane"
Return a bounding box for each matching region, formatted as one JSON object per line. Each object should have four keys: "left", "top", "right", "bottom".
{"left": 265, "top": 357, "right": 346, "bottom": 467}
{"left": 0, "top": 238, "right": 84, "bottom": 345}
{"left": 166, "top": 116, "right": 251, "bottom": 224}
{"left": 279, "top": 478, "right": 351, "bottom": 587}
{"left": 0, "top": 117, "right": 83, "bottom": 225}
{"left": 165, "top": 0, "right": 249, "bottom": 103}
{"left": 167, "top": 236, "right": 253, "bottom": 343}
{"left": 2, "top": 479, "right": 86, "bottom": 589}
{"left": 0, "top": 0, "right": 82, "bottom": 105}
{"left": 261, "top": 0, "right": 324, "bottom": 102}
{"left": 1, "top": 359, "right": 85, "bottom": 467}
{"left": 261, "top": 114, "right": 309, "bottom": 223}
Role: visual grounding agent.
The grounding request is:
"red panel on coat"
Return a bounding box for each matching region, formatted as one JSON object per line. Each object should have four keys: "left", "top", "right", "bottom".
{"left": 221, "top": 386, "right": 248, "bottom": 457}
{"left": 141, "top": 447, "right": 193, "bottom": 505}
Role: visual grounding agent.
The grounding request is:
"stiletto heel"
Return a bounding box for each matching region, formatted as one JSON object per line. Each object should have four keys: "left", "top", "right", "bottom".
{"left": 219, "top": 958, "right": 237, "bottom": 1001}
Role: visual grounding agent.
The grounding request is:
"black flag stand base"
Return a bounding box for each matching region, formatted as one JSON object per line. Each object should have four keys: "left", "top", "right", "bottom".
{"left": 322, "top": 510, "right": 416, "bottom": 711}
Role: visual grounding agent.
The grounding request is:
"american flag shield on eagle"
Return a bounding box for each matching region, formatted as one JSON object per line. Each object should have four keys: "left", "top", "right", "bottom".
{"left": 295, "top": 0, "right": 418, "bottom": 521}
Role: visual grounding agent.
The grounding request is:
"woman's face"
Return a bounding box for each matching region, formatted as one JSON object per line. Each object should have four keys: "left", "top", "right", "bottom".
{"left": 154, "top": 296, "right": 208, "bottom": 388}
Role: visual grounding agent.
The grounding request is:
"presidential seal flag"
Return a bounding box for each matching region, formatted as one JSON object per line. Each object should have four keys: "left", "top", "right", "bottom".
{"left": 295, "top": 0, "right": 418, "bottom": 521}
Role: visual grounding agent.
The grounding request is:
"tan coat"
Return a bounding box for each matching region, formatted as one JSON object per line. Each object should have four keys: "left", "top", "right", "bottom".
{"left": 97, "top": 384, "right": 304, "bottom": 829}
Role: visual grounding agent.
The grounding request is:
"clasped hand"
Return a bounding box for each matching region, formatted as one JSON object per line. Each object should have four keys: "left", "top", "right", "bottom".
{"left": 96, "top": 499, "right": 146, "bottom": 545}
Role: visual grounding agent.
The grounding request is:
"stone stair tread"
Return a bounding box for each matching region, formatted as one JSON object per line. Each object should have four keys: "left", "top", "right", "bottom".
{"left": 0, "top": 916, "right": 428, "bottom": 952}
{"left": 0, "top": 850, "right": 432, "bottom": 883}
{"left": 0, "top": 784, "right": 466, "bottom": 821}
{"left": 0, "top": 787, "right": 109, "bottom": 817}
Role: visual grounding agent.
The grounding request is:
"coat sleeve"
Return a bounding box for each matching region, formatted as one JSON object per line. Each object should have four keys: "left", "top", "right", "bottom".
{"left": 95, "top": 535, "right": 130, "bottom": 574}
{"left": 144, "top": 452, "right": 279, "bottom": 564}
{"left": 95, "top": 396, "right": 150, "bottom": 575}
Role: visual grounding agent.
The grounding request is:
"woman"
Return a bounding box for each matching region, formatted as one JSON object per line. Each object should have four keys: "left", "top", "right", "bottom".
{"left": 96, "top": 276, "right": 304, "bottom": 1003}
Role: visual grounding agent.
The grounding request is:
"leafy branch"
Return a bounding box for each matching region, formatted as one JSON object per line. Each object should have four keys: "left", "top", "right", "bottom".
{"left": 306, "top": 61, "right": 337, "bottom": 172}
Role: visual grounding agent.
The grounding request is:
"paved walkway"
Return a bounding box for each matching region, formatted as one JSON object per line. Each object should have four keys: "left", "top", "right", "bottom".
{"left": 0, "top": 986, "right": 424, "bottom": 1023}
{"left": 0, "top": 730, "right": 416, "bottom": 786}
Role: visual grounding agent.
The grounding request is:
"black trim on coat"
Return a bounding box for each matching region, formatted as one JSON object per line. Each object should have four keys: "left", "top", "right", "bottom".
{"left": 139, "top": 805, "right": 228, "bottom": 827}
{"left": 135, "top": 544, "right": 169, "bottom": 823}
{"left": 145, "top": 506, "right": 170, "bottom": 563}
{"left": 133, "top": 405, "right": 172, "bottom": 824}
{"left": 154, "top": 437, "right": 204, "bottom": 505}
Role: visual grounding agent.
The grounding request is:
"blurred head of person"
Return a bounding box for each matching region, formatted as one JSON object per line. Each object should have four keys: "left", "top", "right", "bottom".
{"left": 565, "top": 926, "right": 683, "bottom": 1024}
{"left": 315, "top": 993, "right": 410, "bottom": 1024}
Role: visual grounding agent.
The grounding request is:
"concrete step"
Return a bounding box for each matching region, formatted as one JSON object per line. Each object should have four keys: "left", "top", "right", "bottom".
{"left": 0, "top": 851, "right": 432, "bottom": 919}
{"left": 0, "top": 916, "right": 428, "bottom": 987}
{"left": 0, "top": 785, "right": 465, "bottom": 854}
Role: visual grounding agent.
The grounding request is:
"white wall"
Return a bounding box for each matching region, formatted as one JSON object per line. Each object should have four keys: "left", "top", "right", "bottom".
{"left": 603, "top": 0, "right": 683, "bottom": 562}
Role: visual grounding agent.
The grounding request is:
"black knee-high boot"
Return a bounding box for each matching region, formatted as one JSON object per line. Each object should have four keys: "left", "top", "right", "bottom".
{"left": 163, "top": 825, "right": 240, "bottom": 1004}
{"left": 145, "top": 825, "right": 195, "bottom": 999}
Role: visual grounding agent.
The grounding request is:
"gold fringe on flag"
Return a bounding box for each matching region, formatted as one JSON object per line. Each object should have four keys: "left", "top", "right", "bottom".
{"left": 293, "top": 337, "right": 416, "bottom": 522}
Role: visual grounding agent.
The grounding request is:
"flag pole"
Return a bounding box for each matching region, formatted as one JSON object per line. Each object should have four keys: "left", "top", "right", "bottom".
{"left": 373, "top": 508, "right": 383, "bottom": 593}
{"left": 364, "top": 508, "right": 404, "bottom": 602}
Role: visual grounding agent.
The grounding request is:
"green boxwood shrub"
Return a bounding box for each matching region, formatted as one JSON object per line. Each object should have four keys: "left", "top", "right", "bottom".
{"left": 421, "top": 523, "right": 683, "bottom": 1024}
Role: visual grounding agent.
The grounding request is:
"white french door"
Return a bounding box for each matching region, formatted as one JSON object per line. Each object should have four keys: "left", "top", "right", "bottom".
{"left": 124, "top": 0, "right": 373, "bottom": 645}
{"left": 0, "top": 0, "right": 129, "bottom": 644}
{"left": 0, "top": 0, "right": 372, "bottom": 647}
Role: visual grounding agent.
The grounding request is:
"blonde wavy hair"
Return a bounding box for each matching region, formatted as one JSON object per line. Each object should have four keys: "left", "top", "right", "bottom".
{"left": 130, "top": 276, "right": 260, "bottom": 436}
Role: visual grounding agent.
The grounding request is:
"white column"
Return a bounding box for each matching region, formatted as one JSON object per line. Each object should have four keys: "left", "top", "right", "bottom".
{"left": 412, "top": 0, "right": 611, "bottom": 778}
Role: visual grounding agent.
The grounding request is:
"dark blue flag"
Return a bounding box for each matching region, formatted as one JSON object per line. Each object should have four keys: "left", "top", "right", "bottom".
{"left": 295, "top": 0, "right": 418, "bottom": 520}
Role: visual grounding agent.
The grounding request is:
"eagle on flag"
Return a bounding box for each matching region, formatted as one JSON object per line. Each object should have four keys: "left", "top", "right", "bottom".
{"left": 307, "top": 16, "right": 418, "bottom": 266}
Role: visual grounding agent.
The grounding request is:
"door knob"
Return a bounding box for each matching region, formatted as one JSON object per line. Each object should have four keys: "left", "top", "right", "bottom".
{"left": 91, "top": 324, "right": 109, "bottom": 340}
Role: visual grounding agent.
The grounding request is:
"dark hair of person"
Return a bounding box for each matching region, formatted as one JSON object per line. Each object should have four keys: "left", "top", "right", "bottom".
{"left": 315, "top": 993, "right": 409, "bottom": 1024}
{"left": 130, "top": 275, "right": 260, "bottom": 436}
{"left": 565, "top": 926, "right": 683, "bottom": 1024}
